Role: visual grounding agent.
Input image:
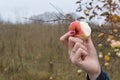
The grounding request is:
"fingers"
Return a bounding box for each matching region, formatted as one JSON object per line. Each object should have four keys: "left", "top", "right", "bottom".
{"left": 75, "top": 48, "right": 87, "bottom": 60}
{"left": 60, "top": 32, "right": 89, "bottom": 65}
{"left": 68, "top": 37, "right": 75, "bottom": 50}
{"left": 60, "top": 32, "right": 70, "bottom": 44}
{"left": 68, "top": 37, "right": 84, "bottom": 49}
{"left": 60, "top": 31, "right": 84, "bottom": 45}
{"left": 68, "top": 37, "right": 86, "bottom": 59}
{"left": 70, "top": 48, "right": 88, "bottom": 65}
{"left": 69, "top": 39, "right": 88, "bottom": 65}
{"left": 72, "top": 42, "right": 87, "bottom": 53}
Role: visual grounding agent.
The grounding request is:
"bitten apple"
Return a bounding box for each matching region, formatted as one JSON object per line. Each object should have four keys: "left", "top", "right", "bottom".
{"left": 69, "top": 20, "right": 91, "bottom": 40}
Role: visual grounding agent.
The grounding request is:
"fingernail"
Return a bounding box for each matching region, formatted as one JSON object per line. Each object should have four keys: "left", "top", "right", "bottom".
{"left": 69, "top": 31, "right": 75, "bottom": 36}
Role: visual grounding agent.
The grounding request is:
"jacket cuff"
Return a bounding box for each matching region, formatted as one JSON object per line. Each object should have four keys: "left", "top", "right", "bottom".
{"left": 86, "top": 69, "right": 109, "bottom": 80}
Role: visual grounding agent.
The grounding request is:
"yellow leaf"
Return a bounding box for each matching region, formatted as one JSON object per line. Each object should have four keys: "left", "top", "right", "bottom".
{"left": 77, "top": 69, "right": 82, "bottom": 75}
{"left": 98, "top": 33, "right": 105, "bottom": 37}
{"left": 98, "top": 52, "right": 103, "bottom": 58}
{"left": 113, "top": 29, "right": 118, "bottom": 33}
{"left": 49, "top": 76, "right": 53, "bottom": 80}
{"left": 104, "top": 55, "right": 110, "bottom": 61}
{"left": 108, "top": 52, "right": 111, "bottom": 56}
{"left": 108, "top": 35, "right": 114, "bottom": 40}
{"left": 116, "top": 52, "right": 120, "bottom": 57}
{"left": 98, "top": 44, "right": 103, "bottom": 47}
{"left": 107, "top": 0, "right": 112, "bottom": 4}
{"left": 83, "top": 10, "right": 89, "bottom": 16}
{"left": 104, "top": 62, "right": 109, "bottom": 67}
{"left": 112, "top": 14, "right": 119, "bottom": 22}
{"left": 100, "top": 12, "right": 109, "bottom": 16}
{"left": 84, "top": 10, "right": 87, "bottom": 14}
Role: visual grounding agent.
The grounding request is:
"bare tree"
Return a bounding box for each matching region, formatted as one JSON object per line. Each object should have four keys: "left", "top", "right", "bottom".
{"left": 76, "top": 0, "right": 120, "bottom": 27}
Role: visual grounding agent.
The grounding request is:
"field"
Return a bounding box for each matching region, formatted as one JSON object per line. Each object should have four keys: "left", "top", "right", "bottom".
{"left": 0, "top": 23, "right": 120, "bottom": 80}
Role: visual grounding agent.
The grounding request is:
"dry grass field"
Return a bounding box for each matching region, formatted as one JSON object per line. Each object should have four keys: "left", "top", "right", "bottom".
{"left": 0, "top": 23, "right": 119, "bottom": 80}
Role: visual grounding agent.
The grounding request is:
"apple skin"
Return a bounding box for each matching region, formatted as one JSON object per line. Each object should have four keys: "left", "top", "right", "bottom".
{"left": 69, "top": 20, "right": 91, "bottom": 40}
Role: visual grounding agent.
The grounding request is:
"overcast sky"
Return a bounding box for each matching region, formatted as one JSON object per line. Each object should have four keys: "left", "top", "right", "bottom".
{"left": 0, "top": 0, "right": 78, "bottom": 22}
{"left": 0, "top": 0, "right": 119, "bottom": 24}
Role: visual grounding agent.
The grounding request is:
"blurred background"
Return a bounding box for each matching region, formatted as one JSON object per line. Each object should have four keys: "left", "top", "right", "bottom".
{"left": 0, "top": 0, "right": 120, "bottom": 80}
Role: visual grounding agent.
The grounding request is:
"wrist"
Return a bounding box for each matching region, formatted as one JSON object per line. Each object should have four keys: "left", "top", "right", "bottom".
{"left": 87, "top": 66, "right": 101, "bottom": 80}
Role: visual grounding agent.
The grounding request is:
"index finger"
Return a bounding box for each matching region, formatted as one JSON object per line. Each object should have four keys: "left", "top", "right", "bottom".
{"left": 60, "top": 32, "right": 71, "bottom": 44}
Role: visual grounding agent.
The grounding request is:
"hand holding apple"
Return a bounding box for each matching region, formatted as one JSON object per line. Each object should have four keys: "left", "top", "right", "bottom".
{"left": 60, "top": 21, "right": 101, "bottom": 80}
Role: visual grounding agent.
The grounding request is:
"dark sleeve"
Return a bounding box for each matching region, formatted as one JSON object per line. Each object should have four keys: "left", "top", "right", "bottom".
{"left": 86, "top": 69, "right": 109, "bottom": 80}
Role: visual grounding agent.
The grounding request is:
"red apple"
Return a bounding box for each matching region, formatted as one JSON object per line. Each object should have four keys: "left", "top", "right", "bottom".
{"left": 69, "top": 20, "right": 91, "bottom": 40}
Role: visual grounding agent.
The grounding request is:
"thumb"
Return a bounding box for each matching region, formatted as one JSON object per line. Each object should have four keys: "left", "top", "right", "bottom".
{"left": 84, "top": 37, "right": 97, "bottom": 56}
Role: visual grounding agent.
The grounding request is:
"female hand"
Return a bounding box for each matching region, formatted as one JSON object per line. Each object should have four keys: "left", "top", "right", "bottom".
{"left": 60, "top": 32, "right": 101, "bottom": 80}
